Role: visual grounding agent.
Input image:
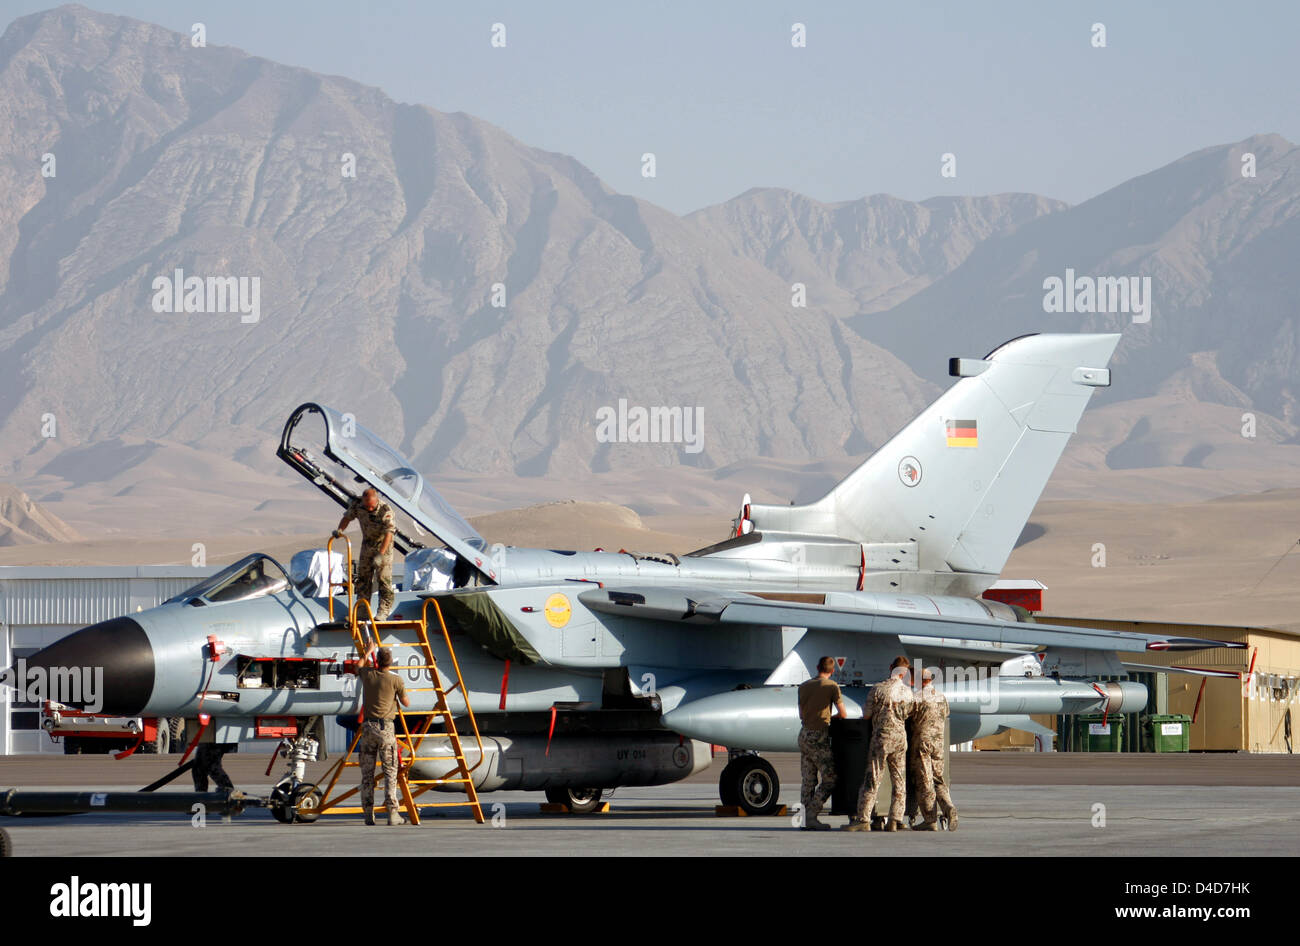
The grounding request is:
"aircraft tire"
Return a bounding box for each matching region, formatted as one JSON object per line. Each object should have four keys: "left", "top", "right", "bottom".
{"left": 544, "top": 787, "right": 603, "bottom": 813}
{"left": 270, "top": 781, "right": 295, "bottom": 824}
{"left": 724, "top": 756, "right": 780, "bottom": 816}
{"left": 292, "top": 784, "right": 322, "bottom": 823}
{"left": 168, "top": 717, "right": 186, "bottom": 753}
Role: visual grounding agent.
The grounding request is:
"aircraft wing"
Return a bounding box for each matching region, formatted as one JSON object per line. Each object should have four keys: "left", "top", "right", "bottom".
{"left": 577, "top": 585, "right": 1246, "bottom": 655}
{"left": 1120, "top": 662, "right": 1242, "bottom": 678}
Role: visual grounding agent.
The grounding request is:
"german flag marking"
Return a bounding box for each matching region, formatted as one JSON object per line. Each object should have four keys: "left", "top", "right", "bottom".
{"left": 945, "top": 418, "right": 978, "bottom": 448}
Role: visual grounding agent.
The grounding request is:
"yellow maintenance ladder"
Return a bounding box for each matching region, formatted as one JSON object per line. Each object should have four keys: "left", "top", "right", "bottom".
{"left": 314, "top": 537, "right": 486, "bottom": 824}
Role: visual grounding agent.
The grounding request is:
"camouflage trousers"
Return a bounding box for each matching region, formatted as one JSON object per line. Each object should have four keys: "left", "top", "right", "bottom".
{"left": 356, "top": 550, "right": 395, "bottom": 621}
{"left": 358, "top": 718, "right": 400, "bottom": 811}
{"left": 908, "top": 739, "right": 954, "bottom": 824}
{"left": 855, "top": 737, "right": 907, "bottom": 824}
{"left": 191, "top": 743, "right": 235, "bottom": 792}
{"left": 798, "top": 728, "right": 836, "bottom": 819}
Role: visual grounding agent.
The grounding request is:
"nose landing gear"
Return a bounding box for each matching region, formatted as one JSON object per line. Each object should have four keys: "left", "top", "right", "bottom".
{"left": 269, "top": 730, "right": 321, "bottom": 824}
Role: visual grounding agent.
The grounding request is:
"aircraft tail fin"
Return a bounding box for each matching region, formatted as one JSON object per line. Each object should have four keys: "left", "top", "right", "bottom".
{"left": 743, "top": 333, "right": 1120, "bottom": 577}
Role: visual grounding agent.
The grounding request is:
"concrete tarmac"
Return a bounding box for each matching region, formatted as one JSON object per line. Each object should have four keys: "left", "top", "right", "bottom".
{"left": 2, "top": 752, "right": 1297, "bottom": 856}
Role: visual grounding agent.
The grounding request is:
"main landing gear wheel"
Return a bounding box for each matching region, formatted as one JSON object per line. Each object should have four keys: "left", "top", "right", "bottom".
{"left": 545, "top": 787, "right": 603, "bottom": 813}
{"left": 719, "top": 756, "right": 780, "bottom": 816}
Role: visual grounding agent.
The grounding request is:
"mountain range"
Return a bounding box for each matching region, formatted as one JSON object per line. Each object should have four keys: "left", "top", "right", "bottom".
{"left": 1, "top": 5, "right": 1298, "bottom": 545}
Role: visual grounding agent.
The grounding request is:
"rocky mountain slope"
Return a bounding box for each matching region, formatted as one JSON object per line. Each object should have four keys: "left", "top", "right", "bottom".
{"left": 0, "top": 6, "right": 1297, "bottom": 544}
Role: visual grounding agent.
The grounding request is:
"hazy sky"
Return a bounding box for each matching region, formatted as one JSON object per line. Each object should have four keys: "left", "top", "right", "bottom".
{"left": 4, "top": 1, "right": 1297, "bottom": 213}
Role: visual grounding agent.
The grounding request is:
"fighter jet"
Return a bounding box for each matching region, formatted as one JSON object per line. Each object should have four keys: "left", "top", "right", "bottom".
{"left": 16, "top": 334, "right": 1242, "bottom": 815}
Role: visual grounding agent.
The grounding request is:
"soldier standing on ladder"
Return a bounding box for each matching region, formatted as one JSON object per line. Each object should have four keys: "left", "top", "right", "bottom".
{"left": 333, "top": 487, "right": 397, "bottom": 621}
{"left": 357, "top": 647, "right": 410, "bottom": 825}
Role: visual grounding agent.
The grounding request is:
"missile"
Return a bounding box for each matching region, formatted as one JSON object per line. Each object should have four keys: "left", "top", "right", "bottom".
{"left": 661, "top": 677, "right": 1147, "bottom": 751}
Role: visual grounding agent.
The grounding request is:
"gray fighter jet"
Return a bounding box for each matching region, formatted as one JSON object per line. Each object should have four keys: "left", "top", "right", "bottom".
{"left": 17, "top": 334, "right": 1242, "bottom": 814}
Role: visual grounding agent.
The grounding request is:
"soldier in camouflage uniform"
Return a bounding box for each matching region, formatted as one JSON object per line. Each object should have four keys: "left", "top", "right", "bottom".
{"left": 190, "top": 742, "right": 236, "bottom": 793}
{"left": 910, "top": 668, "right": 957, "bottom": 831}
{"left": 796, "top": 656, "right": 849, "bottom": 830}
{"left": 356, "top": 647, "right": 409, "bottom": 825}
{"left": 904, "top": 714, "right": 920, "bottom": 827}
{"left": 845, "top": 656, "right": 914, "bottom": 832}
{"left": 333, "top": 487, "right": 397, "bottom": 620}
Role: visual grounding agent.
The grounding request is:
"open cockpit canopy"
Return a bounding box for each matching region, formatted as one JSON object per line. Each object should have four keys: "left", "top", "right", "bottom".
{"left": 277, "top": 403, "right": 496, "bottom": 584}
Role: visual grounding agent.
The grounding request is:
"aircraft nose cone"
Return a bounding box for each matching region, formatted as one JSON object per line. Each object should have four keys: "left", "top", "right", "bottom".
{"left": 16, "top": 616, "right": 155, "bottom": 715}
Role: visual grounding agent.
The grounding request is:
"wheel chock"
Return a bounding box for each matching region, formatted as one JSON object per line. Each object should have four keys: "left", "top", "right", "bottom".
{"left": 539, "top": 802, "right": 612, "bottom": 814}
{"left": 714, "top": 805, "right": 788, "bottom": 817}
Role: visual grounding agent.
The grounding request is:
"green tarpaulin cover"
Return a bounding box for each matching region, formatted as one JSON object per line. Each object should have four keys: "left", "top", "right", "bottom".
{"left": 436, "top": 591, "right": 542, "bottom": 666}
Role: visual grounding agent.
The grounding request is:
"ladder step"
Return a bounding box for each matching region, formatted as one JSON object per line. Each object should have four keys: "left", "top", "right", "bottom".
{"left": 318, "top": 601, "right": 484, "bottom": 823}
{"left": 409, "top": 801, "right": 482, "bottom": 808}
{"left": 318, "top": 802, "right": 479, "bottom": 814}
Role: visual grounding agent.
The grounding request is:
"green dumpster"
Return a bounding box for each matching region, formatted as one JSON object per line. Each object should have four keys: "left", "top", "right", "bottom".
{"left": 1148, "top": 714, "right": 1191, "bottom": 753}
{"left": 1076, "top": 714, "right": 1124, "bottom": 752}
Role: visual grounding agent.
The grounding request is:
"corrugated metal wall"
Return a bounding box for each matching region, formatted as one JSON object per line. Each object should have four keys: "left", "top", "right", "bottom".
{"left": 2, "top": 579, "right": 129, "bottom": 627}
{"left": 0, "top": 577, "right": 200, "bottom": 627}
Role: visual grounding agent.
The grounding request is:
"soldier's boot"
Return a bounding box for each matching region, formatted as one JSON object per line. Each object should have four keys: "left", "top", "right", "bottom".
{"left": 387, "top": 806, "right": 405, "bottom": 826}
{"left": 842, "top": 818, "right": 871, "bottom": 832}
{"left": 946, "top": 810, "right": 958, "bottom": 831}
{"left": 913, "top": 820, "right": 940, "bottom": 831}
{"left": 883, "top": 818, "right": 904, "bottom": 831}
{"left": 363, "top": 806, "right": 376, "bottom": 826}
{"left": 801, "top": 814, "right": 832, "bottom": 831}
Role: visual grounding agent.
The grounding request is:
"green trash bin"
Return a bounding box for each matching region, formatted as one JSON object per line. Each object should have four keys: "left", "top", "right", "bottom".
{"left": 1076, "top": 714, "right": 1124, "bottom": 752}
{"left": 1148, "top": 714, "right": 1191, "bottom": 752}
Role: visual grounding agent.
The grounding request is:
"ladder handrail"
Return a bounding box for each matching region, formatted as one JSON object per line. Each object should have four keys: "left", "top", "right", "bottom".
{"left": 324, "top": 535, "right": 355, "bottom": 624}
{"left": 351, "top": 596, "right": 380, "bottom": 663}
{"left": 421, "top": 596, "right": 486, "bottom": 774}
